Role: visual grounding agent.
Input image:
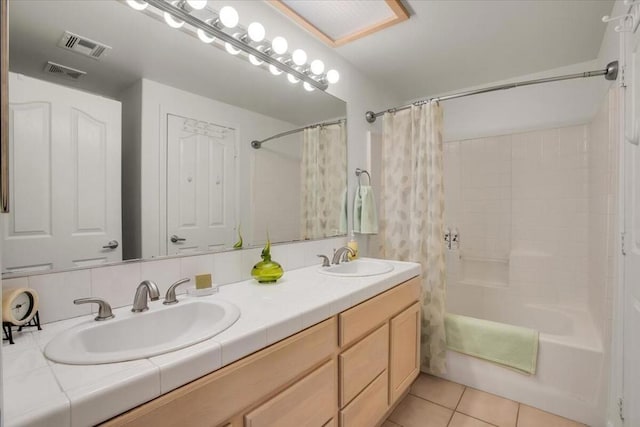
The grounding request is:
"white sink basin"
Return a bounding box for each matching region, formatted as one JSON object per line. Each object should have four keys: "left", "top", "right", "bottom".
{"left": 44, "top": 298, "right": 240, "bottom": 365}
{"left": 319, "top": 259, "right": 394, "bottom": 277}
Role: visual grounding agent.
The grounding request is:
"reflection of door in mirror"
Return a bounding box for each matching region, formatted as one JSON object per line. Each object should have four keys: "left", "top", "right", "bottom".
{"left": 166, "top": 114, "right": 236, "bottom": 255}
{"left": 4, "top": 73, "right": 121, "bottom": 273}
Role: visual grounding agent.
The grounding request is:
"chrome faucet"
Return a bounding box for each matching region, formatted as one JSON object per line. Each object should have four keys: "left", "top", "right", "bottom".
{"left": 131, "top": 280, "right": 160, "bottom": 312}
{"left": 74, "top": 297, "right": 115, "bottom": 321}
{"left": 332, "top": 246, "right": 356, "bottom": 265}
{"left": 163, "top": 278, "right": 191, "bottom": 305}
{"left": 317, "top": 254, "right": 331, "bottom": 267}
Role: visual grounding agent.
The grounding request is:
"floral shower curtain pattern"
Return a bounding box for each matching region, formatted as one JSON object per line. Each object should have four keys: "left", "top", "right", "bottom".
{"left": 379, "top": 103, "right": 447, "bottom": 374}
{"left": 300, "top": 122, "right": 347, "bottom": 240}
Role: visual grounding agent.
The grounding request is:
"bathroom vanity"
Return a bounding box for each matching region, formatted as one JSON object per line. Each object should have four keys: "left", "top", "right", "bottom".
{"left": 103, "top": 276, "right": 421, "bottom": 427}
{"left": 3, "top": 259, "right": 421, "bottom": 426}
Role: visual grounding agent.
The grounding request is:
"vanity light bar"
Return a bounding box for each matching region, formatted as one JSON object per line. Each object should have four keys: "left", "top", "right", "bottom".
{"left": 139, "top": 0, "right": 333, "bottom": 91}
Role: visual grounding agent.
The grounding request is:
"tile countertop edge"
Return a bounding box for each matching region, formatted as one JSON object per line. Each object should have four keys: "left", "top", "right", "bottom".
{"left": 3, "top": 258, "right": 421, "bottom": 427}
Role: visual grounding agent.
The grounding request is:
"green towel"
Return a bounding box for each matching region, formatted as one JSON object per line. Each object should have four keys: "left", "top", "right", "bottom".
{"left": 445, "top": 313, "right": 539, "bottom": 375}
{"left": 353, "top": 185, "right": 378, "bottom": 234}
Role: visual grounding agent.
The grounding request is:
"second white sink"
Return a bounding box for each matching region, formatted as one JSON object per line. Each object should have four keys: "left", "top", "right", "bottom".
{"left": 45, "top": 298, "right": 240, "bottom": 365}
{"left": 319, "top": 259, "right": 394, "bottom": 277}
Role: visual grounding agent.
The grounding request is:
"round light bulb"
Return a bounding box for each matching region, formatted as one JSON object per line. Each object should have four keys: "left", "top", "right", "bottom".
{"left": 219, "top": 6, "right": 239, "bottom": 28}
{"left": 164, "top": 1, "right": 185, "bottom": 28}
{"left": 310, "top": 59, "right": 325, "bottom": 75}
{"left": 186, "top": 0, "right": 207, "bottom": 10}
{"left": 271, "top": 36, "right": 288, "bottom": 55}
{"left": 197, "top": 18, "right": 216, "bottom": 43}
{"left": 249, "top": 45, "right": 265, "bottom": 66}
{"left": 303, "top": 82, "right": 315, "bottom": 92}
{"left": 292, "top": 49, "right": 307, "bottom": 66}
{"left": 126, "top": 0, "right": 148, "bottom": 11}
{"left": 326, "top": 69, "right": 340, "bottom": 84}
{"left": 287, "top": 74, "right": 300, "bottom": 84}
{"left": 247, "top": 22, "right": 265, "bottom": 42}
{"left": 225, "top": 35, "right": 242, "bottom": 55}
{"left": 269, "top": 64, "right": 283, "bottom": 76}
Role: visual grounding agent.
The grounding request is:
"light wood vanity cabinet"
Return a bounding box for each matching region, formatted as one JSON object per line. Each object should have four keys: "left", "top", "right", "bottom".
{"left": 103, "top": 276, "right": 421, "bottom": 427}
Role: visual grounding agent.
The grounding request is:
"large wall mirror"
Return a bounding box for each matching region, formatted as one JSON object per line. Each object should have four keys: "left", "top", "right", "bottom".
{"left": 5, "top": 0, "right": 347, "bottom": 275}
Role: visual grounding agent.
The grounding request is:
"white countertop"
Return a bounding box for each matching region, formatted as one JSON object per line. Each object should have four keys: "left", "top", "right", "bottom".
{"left": 2, "top": 258, "right": 420, "bottom": 427}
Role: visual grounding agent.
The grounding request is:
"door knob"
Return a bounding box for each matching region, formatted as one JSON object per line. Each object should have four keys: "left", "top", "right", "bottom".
{"left": 171, "top": 235, "right": 186, "bottom": 243}
{"left": 102, "top": 240, "right": 119, "bottom": 250}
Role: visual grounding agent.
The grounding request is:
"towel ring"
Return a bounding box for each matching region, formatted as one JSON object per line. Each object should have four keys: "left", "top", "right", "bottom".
{"left": 355, "top": 168, "right": 371, "bottom": 186}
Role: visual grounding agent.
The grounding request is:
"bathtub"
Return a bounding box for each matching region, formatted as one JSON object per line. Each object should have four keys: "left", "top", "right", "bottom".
{"left": 441, "top": 300, "right": 605, "bottom": 426}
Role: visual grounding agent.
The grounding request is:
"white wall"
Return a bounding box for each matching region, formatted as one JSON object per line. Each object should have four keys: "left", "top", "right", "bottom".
{"left": 437, "top": 60, "right": 610, "bottom": 142}
{"left": 250, "top": 132, "right": 302, "bottom": 245}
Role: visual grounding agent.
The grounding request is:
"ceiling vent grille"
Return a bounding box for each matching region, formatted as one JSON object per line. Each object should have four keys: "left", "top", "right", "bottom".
{"left": 43, "top": 61, "right": 87, "bottom": 80}
{"left": 57, "top": 31, "right": 111, "bottom": 60}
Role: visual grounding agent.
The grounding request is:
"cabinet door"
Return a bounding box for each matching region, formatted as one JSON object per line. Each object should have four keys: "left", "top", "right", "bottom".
{"left": 339, "top": 371, "right": 388, "bottom": 427}
{"left": 244, "top": 360, "right": 336, "bottom": 427}
{"left": 339, "top": 276, "right": 421, "bottom": 347}
{"left": 389, "top": 302, "right": 421, "bottom": 404}
{"left": 339, "top": 323, "right": 388, "bottom": 407}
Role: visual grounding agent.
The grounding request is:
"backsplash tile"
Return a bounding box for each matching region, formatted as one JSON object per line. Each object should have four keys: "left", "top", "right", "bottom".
{"left": 28, "top": 270, "right": 92, "bottom": 323}
{"left": 90, "top": 263, "right": 142, "bottom": 309}
{"left": 4, "top": 237, "right": 347, "bottom": 325}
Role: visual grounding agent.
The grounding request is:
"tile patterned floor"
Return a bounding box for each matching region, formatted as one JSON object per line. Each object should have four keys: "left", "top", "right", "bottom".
{"left": 384, "top": 374, "right": 586, "bottom": 427}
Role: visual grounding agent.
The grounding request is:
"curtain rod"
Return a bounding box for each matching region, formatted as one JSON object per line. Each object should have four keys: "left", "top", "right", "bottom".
{"left": 251, "top": 119, "right": 345, "bottom": 149}
{"left": 364, "top": 61, "right": 619, "bottom": 124}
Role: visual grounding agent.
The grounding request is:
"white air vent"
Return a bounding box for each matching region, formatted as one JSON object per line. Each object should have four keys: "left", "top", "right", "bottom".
{"left": 57, "top": 31, "right": 111, "bottom": 60}
{"left": 43, "top": 61, "right": 86, "bottom": 80}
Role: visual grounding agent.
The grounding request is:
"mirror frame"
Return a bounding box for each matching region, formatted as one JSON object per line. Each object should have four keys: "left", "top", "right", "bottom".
{"left": 1, "top": 0, "right": 8, "bottom": 213}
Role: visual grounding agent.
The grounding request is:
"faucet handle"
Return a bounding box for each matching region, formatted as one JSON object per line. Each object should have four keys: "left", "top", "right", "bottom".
{"left": 163, "top": 278, "right": 191, "bottom": 305}
{"left": 317, "top": 255, "right": 330, "bottom": 267}
{"left": 74, "top": 297, "right": 115, "bottom": 321}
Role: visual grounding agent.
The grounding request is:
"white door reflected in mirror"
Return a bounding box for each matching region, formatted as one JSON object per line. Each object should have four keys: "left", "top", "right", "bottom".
{"left": 4, "top": 73, "right": 122, "bottom": 273}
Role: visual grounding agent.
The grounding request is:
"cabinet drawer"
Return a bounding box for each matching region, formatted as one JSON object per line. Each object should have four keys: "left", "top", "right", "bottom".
{"left": 103, "top": 317, "right": 337, "bottom": 427}
{"left": 244, "top": 360, "right": 336, "bottom": 427}
{"left": 339, "top": 276, "right": 420, "bottom": 347}
{"left": 339, "top": 371, "right": 388, "bottom": 427}
{"left": 339, "top": 323, "right": 388, "bottom": 407}
{"left": 389, "top": 302, "right": 421, "bottom": 404}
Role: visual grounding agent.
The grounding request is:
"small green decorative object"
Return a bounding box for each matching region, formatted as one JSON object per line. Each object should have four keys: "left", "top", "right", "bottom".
{"left": 251, "top": 237, "right": 283, "bottom": 284}
{"left": 233, "top": 225, "right": 243, "bottom": 249}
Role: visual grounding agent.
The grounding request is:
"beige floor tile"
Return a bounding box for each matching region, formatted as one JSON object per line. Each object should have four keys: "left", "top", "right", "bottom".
{"left": 382, "top": 421, "right": 402, "bottom": 427}
{"left": 388, "top": 394, "right": 453, "bottom": 427}
{"left": 449, "top": 412, "right": 496, "bottom": 427}
{"left": 410, "top": 374, "right": 466, "bottom": 409}
{"left": 457, "top": 388, "right": 518, "bottom": 427}
{"left": 517, "top": 404, "right": 585, "bottom": 427}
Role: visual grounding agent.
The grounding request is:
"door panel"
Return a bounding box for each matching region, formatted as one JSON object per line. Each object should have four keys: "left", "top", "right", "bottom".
{"left": 166, "top": 114, "right": 236, "bottom": 255}
{"left": 5, "top": 74, "right": 121, "bottom": 272}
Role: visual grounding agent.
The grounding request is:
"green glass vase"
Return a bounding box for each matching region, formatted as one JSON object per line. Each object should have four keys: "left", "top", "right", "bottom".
{"left": 251, "top": 238, "right": 283, "bottom": 284}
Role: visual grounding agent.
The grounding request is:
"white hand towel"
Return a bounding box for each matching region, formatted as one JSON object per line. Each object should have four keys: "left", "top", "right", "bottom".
{"left": 353, "top": 185, "right": 378, "bottom": 234}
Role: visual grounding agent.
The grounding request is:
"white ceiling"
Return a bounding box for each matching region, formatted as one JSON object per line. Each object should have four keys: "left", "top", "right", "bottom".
{"left": 332, "top": 0, "right": 615, "bottom": 101}
{"left": 7, "top": 0, "right": 345, "bottom": 126}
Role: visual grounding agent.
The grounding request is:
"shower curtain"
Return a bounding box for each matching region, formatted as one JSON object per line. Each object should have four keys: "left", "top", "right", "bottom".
{"left": 379, "top": 103, "right": 447, "bottom": 374}
{"left": 300, "top": 122, "right": 347, "bottom": 240}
